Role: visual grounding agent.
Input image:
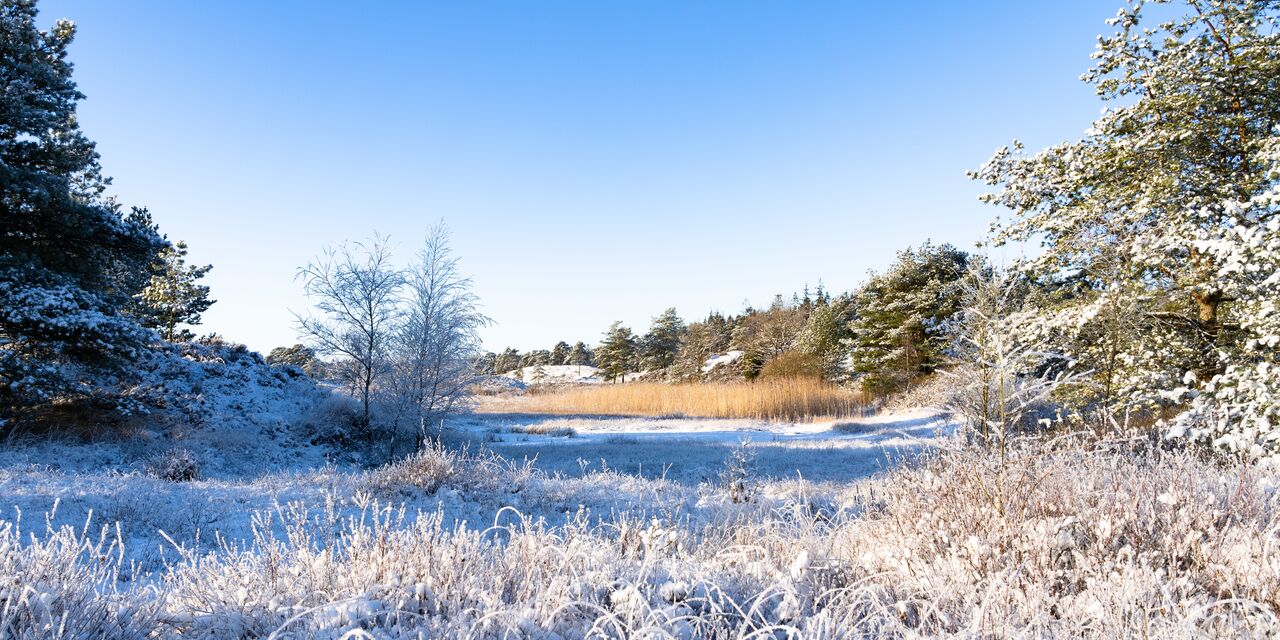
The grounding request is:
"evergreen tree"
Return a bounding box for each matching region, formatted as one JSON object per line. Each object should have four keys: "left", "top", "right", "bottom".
{"left": 973, "top": 0, "right": 1280, "bottom": 457}
{"left": 848, "top": 242, "right": 969, "bottom": 394}
{"left": 596, "top": 322, "right": 637, "bottom": 382}
{"left": 549, "top": 341, "right": 571, "bottom": 366}
{"left": 136, "top": 241, "right": 214, "bottom": 342}
{"left": 474, "top": 351, "right": 497, "bottom": 375}
{"left": 796, "top": 294, "right": 855, "bottom": 380}
{"left": 266, "top": 344, "right": 324, "bottom": 377}
{"left": 672, "top": 311, "right": 736, "bottom": 380}
{"left": 519, "top": 349, "right": 551, "bottom": 369}
{"left": 567, "top": 341, "right": 592, "bottom": 366}
{"left": 639, "top": 307, "right": 685, "bottom": 371}
{"left": 493, "top": 347, "right": 521, "bottom": 374}
{"left": 1, "top": 1, "right": 169, "bottom": 415}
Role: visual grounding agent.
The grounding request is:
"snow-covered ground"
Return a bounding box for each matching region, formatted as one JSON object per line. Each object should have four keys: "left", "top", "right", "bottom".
{"left": 2, "top": 405, "right": 1276, "bottom": 638}
{"left": 459, "top": 408, "right": 949, "bottom": 483}
{"left": 505, "top": 364, "right": 606, "bottom": 384}
{"left": 701, "top": 350, "right": 743, "bottom": 373}
{"left": 0, "top": 409, "right": 951, "bottom": 574}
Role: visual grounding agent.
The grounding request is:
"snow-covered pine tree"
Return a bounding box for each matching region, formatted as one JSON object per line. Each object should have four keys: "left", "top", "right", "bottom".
{"left": 519, "top": 349, "right": 552, "bottom": 369}
{"left": 550, "top": 341, "right": 571, "bottom": 366}
{"left": 671, "top": 313, "right": 732, "bottom": 381}
{"left": 973, "top": 0, "right": 1280, "bottom": 456}
{"left": 136, "top": 241, "right": 214, "bottom": 342}
{"left": 568, "top": 341, "right": 592, "bottom": 367}
{"left": 640, "top": 307, "right": 686, "bottom": 372}
{"left": 1, "top": 2, "right": 169, "bottom": 417}
{"left": 596, "top": 322, "right": 638, "bottom": 383}
{"left": 266, "top": 344, "right": 324, "bottom": 376}
{"left": 847, "top": 242, "right": 969, "bottom": 394}
{"left": 493, "top": 348, "right": 521, "bottom": 374}
{"left": 474, "top": 351, "right": 498, "bottom": 375}
{"left": 796, "top": 294, "right": 855, "bottom": 381}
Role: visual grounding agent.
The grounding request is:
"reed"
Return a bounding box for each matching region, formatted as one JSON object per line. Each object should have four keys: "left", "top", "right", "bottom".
{"left": 487, "top": 379, "right": 870, "bottom": 422}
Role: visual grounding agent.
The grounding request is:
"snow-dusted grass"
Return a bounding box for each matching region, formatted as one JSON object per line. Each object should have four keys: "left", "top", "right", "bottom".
{"left": 488, "top": 380, "right": 871, "bottom": 422}
{"left": 1, "top": 421, "right": 1277, "bottom": 638}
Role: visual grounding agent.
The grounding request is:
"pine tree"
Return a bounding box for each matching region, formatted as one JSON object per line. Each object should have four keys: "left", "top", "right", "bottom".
{"left": 1, "top": 1, "right": 169, "bottom": 415}
{"left": 568, "top": 341, "right": 592, "bottom": 366}
{"left": 493, "top": 348, "right": 521, "bottom": 374}
{"left": 267, "top": 344, "right": 324, "bottom": 377}
{"left": 796, "top": 294, "right": 855, "bottom": 380}
{"left": 848, "top": 242, "right": 969, "bottom": 394}
{"left": 550, "top": 341, "right": 571, "bottom": 366}
{"left": 973, "top": 0, "right": 1280, "bottom": 456}
{"left": 137, "top": 241, "right": 214, "bottom": 342}
{"left": 639, "top": 307, "right": 686, "bottom": 371}
{"left": 596, "top": 322, "right": 637, "bottom": 382}
{"left": 474, "top": 351, "right": 497, "bottom": 375}
{"left": 672, "top": 311, "right": 739, "bottom": 380}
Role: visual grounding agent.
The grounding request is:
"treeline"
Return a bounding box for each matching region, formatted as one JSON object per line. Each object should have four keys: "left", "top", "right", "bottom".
{"left": 481, "top": 241, "right": 972, "bottom": 392}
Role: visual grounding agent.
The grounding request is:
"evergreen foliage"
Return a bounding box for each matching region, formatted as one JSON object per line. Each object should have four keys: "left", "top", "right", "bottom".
{"left": 136, "top": 241, "right": 214, "bottom": 342}
{"left": 973, "top": 0, "right": 1280, "bottom": 457}
{"left": 596, "top": 322, "right": 638, "bottom": 382}
{"left": 848, "top": 242, "right": 970, "bottom": 395}
{"left": 795, "top": 294, "right": 855, "bottom": 381}
{"left": 639, "top": 307, "right": 686, "bottom": 372}
{"left": 0, "top": 1, "right": 169, "bottom": 417}
{"left": 568, "top": 341, "right": 593, "bottom": 367}
{"left": 549, "top": 341, "right": 571, "bottom": 366}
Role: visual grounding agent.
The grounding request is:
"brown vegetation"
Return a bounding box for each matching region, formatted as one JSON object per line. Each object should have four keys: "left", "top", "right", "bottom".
{"left": 480, "top": 379, "right": 869, "bottom": 421}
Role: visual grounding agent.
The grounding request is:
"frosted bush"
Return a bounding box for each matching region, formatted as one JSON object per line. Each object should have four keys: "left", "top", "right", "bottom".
{"left": 363, "top": 442, "right": 456, "bottom": 497}
{"left": 145, "top": 447, "right": 200, "bottom": 482}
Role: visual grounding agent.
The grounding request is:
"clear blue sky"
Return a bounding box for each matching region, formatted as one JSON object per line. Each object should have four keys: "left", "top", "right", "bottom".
{"left": 42, "top": 0, "right": 1118, "bottom": 353}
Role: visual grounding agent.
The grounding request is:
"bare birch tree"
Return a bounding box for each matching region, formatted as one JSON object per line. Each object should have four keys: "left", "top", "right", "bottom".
{"left": 385, "top": 224, "right": 490, "bottom": 449}
{"left": 295, "top": 235, "right": 404, "bottom": 432}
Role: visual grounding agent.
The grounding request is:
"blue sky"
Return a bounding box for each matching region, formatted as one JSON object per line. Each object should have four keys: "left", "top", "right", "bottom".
{"left": 43, "top": 0, "right": 1119, "bottom": 352}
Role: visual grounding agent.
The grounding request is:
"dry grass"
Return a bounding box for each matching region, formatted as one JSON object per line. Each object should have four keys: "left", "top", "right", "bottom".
{"left": 481, "top": 380, "right": 871, "bottom": 422}
{"left": 6, "top": 439, "right": 1277, "bottom": 638}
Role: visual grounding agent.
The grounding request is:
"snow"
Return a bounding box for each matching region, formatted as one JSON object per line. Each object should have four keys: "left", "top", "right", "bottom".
{"left": 505, "top": 364, "right": 605, "bottom": 384}
{"left": 701, "top": 350, "right": 743, "bottom": 373}
{"left": 454, "top": 408, "right": 950, "bottom": 484}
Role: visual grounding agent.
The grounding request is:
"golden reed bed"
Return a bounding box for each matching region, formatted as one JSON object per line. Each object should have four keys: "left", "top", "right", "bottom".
{"left": 479, "top": 380, "right": 870, "bottom": 422}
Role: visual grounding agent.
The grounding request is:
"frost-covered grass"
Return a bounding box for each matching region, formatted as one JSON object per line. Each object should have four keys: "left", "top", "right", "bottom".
{"left": 0, "top": 422, "right": 1276, "bottom": 638}
{"left": 486, "top": 380, "right": 871, "bottom": 422}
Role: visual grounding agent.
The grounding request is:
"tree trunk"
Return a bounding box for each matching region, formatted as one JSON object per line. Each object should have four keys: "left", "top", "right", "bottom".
{"left": 1192, "top": 291, "right": 1224, "bottom": 381}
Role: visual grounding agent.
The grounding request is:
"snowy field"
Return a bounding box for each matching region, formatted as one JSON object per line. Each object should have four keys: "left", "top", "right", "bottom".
{"left": 0, "top": 409, "right": 949, "bottom": 576}
{"left": 2, "top": 409, "right": 1277, "bottom": 638}
{"left": 464, "top": 409, "right": 947, "bottom": 484}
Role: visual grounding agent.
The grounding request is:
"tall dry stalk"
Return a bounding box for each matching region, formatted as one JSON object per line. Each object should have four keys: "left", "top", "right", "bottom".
{"left": 492, "top": 379, "right": 869, "bottom": 422}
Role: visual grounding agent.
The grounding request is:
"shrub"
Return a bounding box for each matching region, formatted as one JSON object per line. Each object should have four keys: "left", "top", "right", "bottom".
{"left": 146, "top": 448, "right": 200, "bottom": 482}
{"left": 759, "top": 350, "right": 824, "bottom": 380}
{"left": 364, "top": 443, "right": 456, "bottom": 497}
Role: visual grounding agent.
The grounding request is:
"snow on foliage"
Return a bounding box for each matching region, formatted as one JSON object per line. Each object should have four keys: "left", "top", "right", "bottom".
{"left": 973, "top": 1, "right": 1280, "bottom": 461}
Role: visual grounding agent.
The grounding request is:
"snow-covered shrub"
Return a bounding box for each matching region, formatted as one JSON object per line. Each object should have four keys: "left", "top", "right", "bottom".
{"left": 363, "top": 443, "right": 456, "bottom": 497}
{"left": 146, "top": 447, "right": 200, "bottom": 482}
{"left": 718, "top": 439, "right": 757, "bottom": 504}
{"left": 0, "top": 515, "right": 161, "bottom": 639}
{"left": 299, "top": 394, "right": 364, "bottom": 446}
